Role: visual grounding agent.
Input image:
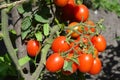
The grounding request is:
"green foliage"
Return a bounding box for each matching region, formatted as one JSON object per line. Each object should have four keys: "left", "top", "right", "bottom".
{"left": 92, "top": 0, "right": 120, "bottom": 16}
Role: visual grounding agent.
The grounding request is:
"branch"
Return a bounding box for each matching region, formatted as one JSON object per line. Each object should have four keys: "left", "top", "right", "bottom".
{"left": 0, "top": 0, "right": 29, "bottom": 9}
{"left": 1, "top": 9, "right": 25, "bottom": 79}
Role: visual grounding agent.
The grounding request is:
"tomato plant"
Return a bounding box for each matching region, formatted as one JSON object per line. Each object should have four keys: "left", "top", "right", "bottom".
{"left": 74, "top": 4, "right": 89, "bottom": 22}
{"left": 26, "top": 39, "right": 41, "bottom": 57}
{"left": 89, "top": 57, "right": 102, "bottom": 75}
{"left": 51, "top": 36, "right": 70, "bottom": 53}
{"left": 46, "top": 53, "right": 64, "bottom": 72}
{"left": 78, "top": 53, "right": 94, "bottom": 73}
{"left": 0, "top": 0, "right": 107, "bottom": 79}
{"left": 91, "top": 35, "right": 106, "bottom": 52}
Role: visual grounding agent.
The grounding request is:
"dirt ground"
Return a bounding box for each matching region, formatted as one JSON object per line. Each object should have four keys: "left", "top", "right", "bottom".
{"left": 85, "top": 9, "right": 120, "bottom": 80}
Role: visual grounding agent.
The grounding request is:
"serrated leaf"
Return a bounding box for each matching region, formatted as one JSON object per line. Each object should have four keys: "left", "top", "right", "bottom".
{"left": 35, "top": 31, "right": 42, "bottom": 41}
{"left": 18, "top": 56, "right": 31, "bottom": 66}
{"left": 22, "top": 29, "right": 31, "bottom": 40}
{"left": 34, "top": 14, "right": 49, "bottom": 23}
{"left": 43, "top": 23, "right": 49, "bottom": 36}
{"left": 17, "top": 5, "right": 25, "bottom": 14}
{"left": 63, "top": 60, "right": 73, "bottom": 72}
{"left": 22, "top": 16, "right": 31, "bottom": 30}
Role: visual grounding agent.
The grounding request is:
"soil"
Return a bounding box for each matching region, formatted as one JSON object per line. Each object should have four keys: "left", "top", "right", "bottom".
{"left": 85, "top": 9, "right": 120, "bottom": 80}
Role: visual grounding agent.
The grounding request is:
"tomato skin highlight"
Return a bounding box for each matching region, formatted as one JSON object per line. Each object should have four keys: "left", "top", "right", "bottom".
{"left": 52, "top": 36, "right": 70, "bottom": 53}
{"left": 27, "top": 40, "right": 40, "bottom": 57}
{"left": 91, "top": 35, "right": 106, "bottom": 52}
{"left": 54, "top": 0, "right": 69, "bottom": 7}
{"left": 46, "top": 53, "right": 64, "bottom": 72}
{"left": 78, "top": 53, "right": 94, "bottom": 73}
{"left": 89, "top": 57, "right": 102, "bottom": 75}
{"left": 74, "top": 4, "right": 89, "bottom": 22}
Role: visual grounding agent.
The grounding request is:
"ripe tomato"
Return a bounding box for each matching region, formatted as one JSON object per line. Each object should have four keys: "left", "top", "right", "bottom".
{"left": 52, "top": 36, "right": 70, "bottom": 52}
{"left": 89, "top": 57, "right": 102, "bottom": 75}
{"left": 54, "top": 0, "right": 69, "bottom": 7}
{"left": 74, "top": 4, "right": 89, "bottom": 22}
{"left": 46, "top": 53, "right": 64, "bottom": 72}
{"left": 27, "top": 40, "right": 41, "bottom": 57}
{"left": 91, "top": 35, "right": 106, "bottom": 52}
{"left": 61, "top": 0, "right": 76, "bottom": 21}
{"left": 84, "top": 20, "right": 96, "bottom": 33}
{"left": 78, "top": 53, "right": 94, "bottom": 73}
{"left": 66, "top": 22, "right": 82, "bottom": 38}
{"left": 62, "top": 53, "right": 78, "bottom": 75}
{"left": 93, "top": 47, "right": 99, "bottom": 57}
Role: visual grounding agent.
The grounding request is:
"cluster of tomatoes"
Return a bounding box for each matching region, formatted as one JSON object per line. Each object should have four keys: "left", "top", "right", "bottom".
{"left": 25, "top": 0, "right": 107, "bottom": 77}
{"left": 45, "top": 0, "right": 107, "bottom": 76}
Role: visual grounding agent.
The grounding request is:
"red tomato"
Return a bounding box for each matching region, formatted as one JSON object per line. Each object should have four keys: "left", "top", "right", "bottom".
{"left": 46, "top": 53, "right": 64, "bottom": 72}
{"left": 61, "top": 0, "right": 76, "bottom": 21}
{"left": 91, "top": 35, "right": 106, "bottom": 52}
{"left": 84, "top": 20, "right": 96, "bottom": 33}
{"left": 62, "top": 53, "right": 78, "bottom": 75}
{"left": 89, "top": 57, "right": 102, "bottom": 75}
{"left": 27, "top": 40, "right": 41, "bottom": 57}
{"left": 54, "top": 0, "right": 69, "bottom": 7}
{"left": 74, "top": 4, "right": 89, "bottom": 22}
{"left": 66, "top": 22, "right": 82, "bottom": 38}
{"left": 52, "top": 36, "right": 70, "bottom": 52}
{"left": 78, "top": 53, "right": 94, "bottom": 73}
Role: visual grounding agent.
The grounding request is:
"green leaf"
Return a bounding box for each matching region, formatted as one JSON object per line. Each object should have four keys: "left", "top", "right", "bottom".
{"left": 9, "top": 29, "right": 16, "bottom": 35}
{"left": 22, "top": 16, "right": 31, "bottom": 31}
{"left": 63, "top": 60, "right": 73, "bottom": 72}
{"left": 17, "top": 5, "right": 25, "bottom": 14}
{"left": 35, "top": 31, "right": 42, "bottom": 41}
{"left": 43, "top": 23, "right": 50, "bottom": 36}
{"left": 99, "top": 24, "right": 106, "bottom": 31}
{"left": 19, "top": 56, "right": 31, "bottom": 66}
{"left": 71, "top": 57, "right": 79, "bottom": 65}
{"left": 0, "top": 57, "right": 4, "bottom": 62}
{"left": 115, "top": 36, "right": 120, "bottom": 40}
{"left": 22, "top": 29, "right": 31, "bottom": 40}
{"left": 34, "top": 14, "right": 49, "bottom": 23}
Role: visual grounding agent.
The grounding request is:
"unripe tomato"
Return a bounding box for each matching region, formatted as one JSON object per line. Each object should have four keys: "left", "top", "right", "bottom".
{"left": 91, "top": 35, "right": 106, "bottom": 52}
{"left": 27, "top": 40, "right": 41, "bottom": 57}
{"left": 78, "top": 53, "right": 94, "bottom": 73}
{"left": 46, "top": 53, "right": 64, "bottom": 72}
{"left": 52, "top": 36, "right": 70, "bottom": 52}
{"left": 74, "top": 4, "right": 89, "bottom": 22}
{"left": 54, "top": 0, "right": 69, "bottom": 7}
{"left": 89, "top": 57, "right": 102, "bottom": 75}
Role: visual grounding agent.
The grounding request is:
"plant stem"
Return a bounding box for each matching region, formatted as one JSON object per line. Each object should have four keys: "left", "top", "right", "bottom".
{"left": 31, "top": 44, "right": 51, "bottom": 80}
{"left": 1, "top": 9, "right": 24, "bottom": 78}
